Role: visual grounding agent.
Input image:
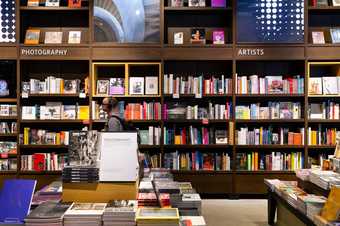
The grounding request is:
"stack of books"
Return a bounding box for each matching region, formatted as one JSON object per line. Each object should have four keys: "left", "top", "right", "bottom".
{"left": 62, "top": 167, "right": 99, "bottom": 183}
{"left": 139, "top": 180, "right": 155, "bottom": 193}
{"left": 163, "top": 151, "right": 231, "bottom": 171}
{"left": 236, "top": 152, "right": 304, "bottom": 171}
{"left": 159, "top": 194, "right": 171, "bottom": 208}
{"left": 164, "top": 74, "right": 232, "bottom": 96}
{"left": 25, "top": 201, "right": 72, "bottom": 226}
{"left": 296, "top": 195, "right": 327, "bottom": 219}
{"left": 21, "top": 153, "right": 66, "bottom": 171}
{"left": 236, "top": 75, "right": 304, "bottom": 94}
{"left": 177, "top": 193, "right": 202, "bottom": 216}
{"left": 135, "top": 208, "right": 180, "bottom": 226}
{"left": 235, "top": 102, "right": 302, "bottom": 119}
{"left": 137, "top": 192, "right": 159, "bottom": 207}
{"left": 154, "top": 180, "right": 180, "bottom": 194}
{"left": 236, "top": 127, "right": 304, "bottom": 145}
{"left": 102, "top": 200, "right": 137, "bottom": 226}
{"left": 63, "top": 203, "right": 107, "bottom": 226}
{"left": 180, "top": 216, "right": 207, "bottom": 226}
{"left": 0, "top": 122, "right": 16, "bottom": 134}
{"left": 309, "top": 170, "right": 340, "bottom": 190}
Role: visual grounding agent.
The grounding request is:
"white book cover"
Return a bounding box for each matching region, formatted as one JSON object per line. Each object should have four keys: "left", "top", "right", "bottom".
{"left": 145, "top": 76, "right": 158, "bottom": 95}
{"left": 180, "top": 216, "right": 206, "bottom": 226}
{"left": 250, "top": 75, "right": 259, "bottom": 94}
{"left": 164, "top": 74, "right": 168, "bottom": 94}
{"left": 22, "top": 106, "right": 36, "bottom": 120}
{"left": 45, "top": 0, "right": 60, "bottom": 7}
{"left": 129, "top": 77, "right": 144, "bottom": 95}
{"left": 148, "top": 126, "right": 154, "bottom": 145}
{"left": 169, "top": 74, "right": 174, "bottom": 94}
{"left": 68, "top": 31, "right": 82, "bottom": 44}
{"left": 322, "top": 77, "right": 338, "bottom": 95}
{"left": 309, "top": 78, "right": 323, "bottom": 95}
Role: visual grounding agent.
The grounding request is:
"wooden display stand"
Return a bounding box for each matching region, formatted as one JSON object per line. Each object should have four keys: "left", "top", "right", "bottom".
{"left": 62, "top": 182, "right": 138, "bottom": 203}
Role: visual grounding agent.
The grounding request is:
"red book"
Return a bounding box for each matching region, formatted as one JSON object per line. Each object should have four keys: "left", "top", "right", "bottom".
{"left": 33, "top": 153, "right": 45, "bottom": 171}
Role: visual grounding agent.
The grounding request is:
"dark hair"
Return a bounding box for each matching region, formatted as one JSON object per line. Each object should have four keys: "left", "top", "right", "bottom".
{"left": 108, "top": 97, "right": 119, "bottom": 109}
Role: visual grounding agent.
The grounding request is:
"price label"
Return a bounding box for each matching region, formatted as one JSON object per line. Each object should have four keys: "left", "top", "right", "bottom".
{"left": 173, "top": 93, "right": 180, "bottom": 99}
{"left": 195, "top": 93, "right": 202, "bottom": 99}
{"left": 202, "top": 118, "right": 209, "bottom": 125}
{"left": 79, "top": 93, "right": 86, "bottom": 98}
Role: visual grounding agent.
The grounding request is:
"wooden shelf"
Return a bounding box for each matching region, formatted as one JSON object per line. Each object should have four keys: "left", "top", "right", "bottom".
{"left": 308, "top": 145, "right": 336, "bottom": 149}
{"left": 235, "top": 119, "right": 304, "bottom": 123}
{"left": 236, "top": 94, "right": 304, "bottom": 98}
{"left": 20, "top": 145, "right": 68, "bottom": 149}
{"left": 92, "top": 119, "right": 162, "bottom": 124}
{"left": 308, "top": 95, "right": 340, "bottom": 97}
{"left": 164, "top": 119, "right": 231, "bottom": 124}
{"left": 23, "top": 93, "right": 87, "bottom": 98}
{"left": 0, "top": 116, "right": 17, "bottom": 120}
{"left": 21, "top": 119, "right": 84, "bottom": 123}
{"left": 0, "top": 171, "right": 17, "bottom": 175}
{"left": 164, "top": 94, "right": 232, "bottom": 98}
{"left": 19, "top": 171, "right": 62, "bottom": 175}
{"left": 235, "top": 145, "right": 304, "bottom": 149}
{"left": 164, "top": 6, "right": 232, "bottom": 11}
{"left": 139, "top": 145, "right": 161, "bottom": 149}
{"left": 171, "top": 170, "right": 232, "bottom": 174}
{"left": 308, "top": 119, "right": 340, "bottom": 123}
{"left": 20, "top": 6, "right": 89, "bottom": 11}
{"left": 0, "top": 133, "right": 17, "bottom": 137}
{"left": 235, "top": 170, "right": 295, "bottom": 174}
{"left": 92, "top": 95, "right": 161, "bottom": 98}
{"left": 308, "top": 6, "right": 340, "bottom": 11}
{"left": 0, "top": 98, "right": 17, "bottom": 103}
{"left": 164, "top": 144, "right": 231, "bottom": 149}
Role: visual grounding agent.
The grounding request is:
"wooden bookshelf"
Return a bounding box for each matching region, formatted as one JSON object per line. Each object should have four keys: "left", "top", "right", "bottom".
{"left": 0, "top": 0, "right": 338, "bottom": 195}
{"left": 20, "top": 144, "right": 68, "bottom": 149}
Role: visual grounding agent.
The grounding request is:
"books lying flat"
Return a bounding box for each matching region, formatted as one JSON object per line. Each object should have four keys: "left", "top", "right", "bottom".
{"left": 64, "top": 203, "right": 107, "bottom": 226}
{"left": 180, "top": 216, "right": 206, "bottom": 226}
{"left": 136, "top": 208, "right": 180, "bottom": 226}
{"left": 103, "top": 200, "right": 137, "bottom": 226}
{"left": 25, "top": 201, "right": 72, "bottom": 225}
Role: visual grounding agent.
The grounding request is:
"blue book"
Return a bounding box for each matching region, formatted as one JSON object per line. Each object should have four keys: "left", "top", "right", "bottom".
{"left": 0, "top": 179, "right": 37, "bottom": 225}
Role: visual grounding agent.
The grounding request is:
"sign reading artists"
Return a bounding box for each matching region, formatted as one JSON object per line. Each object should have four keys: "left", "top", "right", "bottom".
{"left": 237, "top": 48, "right": 264, "bottom": 57}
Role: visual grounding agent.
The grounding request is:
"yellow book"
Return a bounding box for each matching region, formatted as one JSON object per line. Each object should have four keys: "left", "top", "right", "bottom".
{"left": 255, "top": 152, "right": 258, "bottom": 171}
{"left": 291, "top": 152, "right": 295, "bottom": 171}
{"left": 312, "top": 131, "right": 317, "bottom": 145}
{"left": 259, "top": 127, "right": 263, "bottom": 145}
{"left": 77, "top": 106, "right": 89, "bottom": 120}
{"left": 56, "top": 133, "right": 61, "bottom": 145}
{"left": 60, "top": 79, "right": 64, "bottom": 94}
{"left": 175, "top": 135, "right": 181, "bottom": 145}
{"left": 321, "top": 186, "right": 340, "bottom": 221}
{"left": 252, "top": 152, "right": 255, "bottom": 171}
{"left": 229, "top": 122, "right": 234, "bottom": 145}
{"left": 24, "top": 127, "right": 29, "bottom": 145}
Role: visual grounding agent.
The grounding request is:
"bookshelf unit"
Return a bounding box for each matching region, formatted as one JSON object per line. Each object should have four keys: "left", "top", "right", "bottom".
{"left": 0, "top": 0, "right": 338, "bottom": 195}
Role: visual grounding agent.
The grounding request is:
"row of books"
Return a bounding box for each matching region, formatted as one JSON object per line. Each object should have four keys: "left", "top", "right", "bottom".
{"left": 171, "top": 28, "right": 226, "bottom": 45}
{"left": 96, "top": 76, "right": 159, "bottom": 96}
{"left": 169, "top": 0, "right": 226, "bottom": 7}
{"left": 236, "top": 75, "right": 304, "bottom": 94}
{"left": 163, "top": 151, "right": 231, "bottom": 171}
{"left": 0, "top": 105, "right": 17, "bottom": 116}
{"left": 163, "top": 74, "right": 232, "bottom": 96}
{"left": 27, "top": 0, "right": 82, "bottom": 7}
{"left": 21, "top": 153, "right": 66, "bottom": 171}
{"left": 163, "top": 102, "right": 232, "bottom": 120}
{"left": 125, "top": 102, "right": 162, "bottom": 120}
{"left": 310, "top": 0, "right": 340, "bottom": 7}
{"left": 236, "top": 152, "right": 304, "bottom": 171}
{"left": 309, "top": 77, "right": 340, "bottom": 95}
{"left": 311, "top": 29, "right": 340, "bottom": 45}
{"left": 23, "top": 128, "right": 70, "bottom": 145}
{"left": 0, "top": 159, "right": 16, "bottom": 171}
{"left": 164, "top": 127, "right": 229, "bottom": 145}
{"left": 22, "top": 78, "right": 83, "bottom": 95}
{"left": 235, "top": 102, "right": 302, "bottom": 120}
{"left": 308, "top": 127, "right": 340, "bottom": 145}
{"left": 0, "top": 142, "right": 17, "bottom": 155}
{"left": 309, "top": 102, "right": 339, "bottom": 120}
{"left": 0, "top": 122, "right": 16, "bottom": 134}
{"left": 22, "top": 103, "right": 89, "bottom": 120}
{"left": 139, "top": 127, "right": 162, "bottom": 145}
{"left": 236, "top": 127, "right": 305, "bottom": 145}
{"left": 143, "top": 153, "right": 161, "bottom": 169}
{"left": 25, "top": 29, "right": 83, "bottom": 45}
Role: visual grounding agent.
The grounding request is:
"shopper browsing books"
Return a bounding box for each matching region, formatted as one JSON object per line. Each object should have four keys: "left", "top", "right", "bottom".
{"left": 102, "top": 97, "right": 124, "bottom": 132}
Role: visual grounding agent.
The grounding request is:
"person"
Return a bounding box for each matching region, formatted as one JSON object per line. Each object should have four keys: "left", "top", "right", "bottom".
{"left": 102, "top": 97, "right": 124, "bottom": 132}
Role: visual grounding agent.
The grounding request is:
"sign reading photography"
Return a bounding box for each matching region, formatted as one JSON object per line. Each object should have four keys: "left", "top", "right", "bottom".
{"left": 20, "top": 47, "right": 90, "bottom": 59}
{"left": 21, "top": 48, "right": 68, "bottom": 56}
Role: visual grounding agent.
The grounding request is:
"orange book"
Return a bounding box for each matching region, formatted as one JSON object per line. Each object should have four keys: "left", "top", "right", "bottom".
{"left": 293, "top": 133, "right": 302, "bottom": 145}
{"left": 288, "top": 132, "right": 294, "bottom": 145}
{"left": 255, "top": 152, "right": 258, "bottom": 171}
{"left": 68, "top": 0, "right": 82, "bottom": 7}
{"left": 24, "top": 29, "right": 40, "bottom": 45}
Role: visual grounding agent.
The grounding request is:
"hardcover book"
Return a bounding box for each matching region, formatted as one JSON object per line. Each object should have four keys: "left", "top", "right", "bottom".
{"left": 63, "top": 105, "right": 76, "bottom": 119}
{"left": 68, "top": 0, "right": 81, "bottom": 7}
{"left": 109, "top": 78, "right": 125, "bottom": 95}
{"left": 211, "top": 0, "right": 226, "bottom": 7}
{"left": 312, "top": 31, "right": 325, "bottom": 44}
{"left": 188, "top": 0, "right": 206, "bottom": 7}
{"left": 145, "top": 77, "right": 158, "bottom": 95}
{"left": 25, "top": 29, "right": 40, "bottom": 45}
{"left": 317, "top": 0, "right": 329, "bottom": 6}
{"left": 322, "top": 77, "right": 338, "bottom": 94}
{"left": 27, "top": 0, "right": 39, "bottom": 6}
{"left": 129, "top": 77, "right": 145, "bottom": 95}
{"left": 45, "top": 0, "right": 60, "bottom": 7}
{"left": 171, "top": 0, "right": 184, "bottom": 7}
{"left": 68, "top": 31, "right": 81, "bottom": 44}
{"left": 96, "top": 80, "right": 109, "bottom": 95}
{"left": 174, "top": 32, "right": 184, "bottom": 45}
{"left": 215, "top": 130, "right": 228, "bottom": 144}
{"left": 309, "top": 78, "right": 323, "bottom": 95}
{"left": 64, "top": 80, "right": 79, "bottom": 94}
{"left": 212, "top": 30, "right": 225, "bottom": 44}
{"left": 44, "top": 31, "right": 63, "bottom": 44}
{"left": 190, "top": 28, "right": 206, "bottom": 44}
{"left": 330, "top": 28, "right": 340, "bottom": 44}
{"left": 267, "top": 76, "right": 283, "bottom": 94}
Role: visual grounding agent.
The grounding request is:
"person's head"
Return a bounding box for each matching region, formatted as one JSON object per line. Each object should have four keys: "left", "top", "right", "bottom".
{"left": 102, "top": 97, "right": 119, "bottom": 115}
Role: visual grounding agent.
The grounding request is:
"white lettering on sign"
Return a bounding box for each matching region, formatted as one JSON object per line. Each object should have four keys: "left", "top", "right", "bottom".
{"left": 21, "top": 48, "right": 68, "bottom": 56}
{"left": 237, "top": 48, "right": 264, "bottom": 56}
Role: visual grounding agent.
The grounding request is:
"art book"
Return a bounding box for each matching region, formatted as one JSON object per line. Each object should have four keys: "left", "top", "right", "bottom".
{"left": 25, "top": 29, "right": 40, "bottom": 45}
{"left": 96, "top": 80, "right": 109, "bottom": 95}
{"left": 68, "top": 31, "right": 81, "bottom": 44}
{"left": 109, "top": 78, "right": 125, "bottom": 95}
{"left": 308, "top": 78, "right": 323, "bottom": 95}
{"left": 211, "top": 0, "right": 226, "bottom": 7}
{"left": 190, "top": 28, "right": 206, "bottom": 44}
{"left": 174, "top": 32, "right": 184, "bottom": 45}
{"left": 44, "top": 31, "right": 63, "bottom": 44}
{"left": 213, "top": 30, "right": 225, "bottom": 44}
{"left": 68, "top": 0, "right": 81, "bottom": 7}
{"left": 267, "top": 76, "right": 283, "bottom": 94}
{"left": 322, "top": 77, "right": 338, "bottom": 94}
{"left": 312, "top": 31, "right": 325, "bottom": 44}
{"left": 330, "top": 28, "right": 340, "bottom": 44}
{"left": 145, "top": 77, "right": 158, "bottom": 95}
{"left": 129, "top": 77, "right": 144, "bottom": 95}
{"left": 171, "top": 0, "right": 184, "bottom": 7}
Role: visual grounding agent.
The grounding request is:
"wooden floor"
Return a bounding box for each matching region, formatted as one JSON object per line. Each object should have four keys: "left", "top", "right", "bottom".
{"left": 202, "top": 199, "right": 269, "bottom": 226}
